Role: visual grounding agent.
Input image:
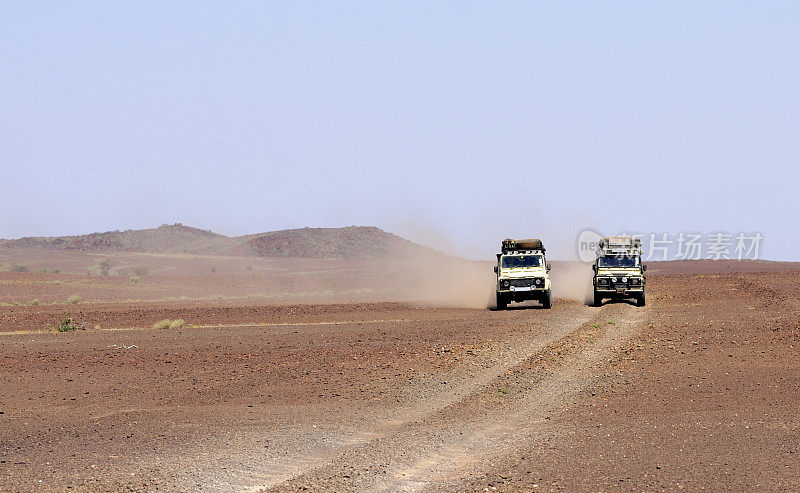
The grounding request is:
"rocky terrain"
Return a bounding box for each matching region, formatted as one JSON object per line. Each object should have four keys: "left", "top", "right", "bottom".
{"left": 1, "top": 250, "right": 798, "bottom": 491}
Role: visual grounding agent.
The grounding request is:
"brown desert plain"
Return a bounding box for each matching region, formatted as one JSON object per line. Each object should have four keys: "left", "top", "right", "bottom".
{"left": 1, "top": 225, "right": 799, "bottom": 492}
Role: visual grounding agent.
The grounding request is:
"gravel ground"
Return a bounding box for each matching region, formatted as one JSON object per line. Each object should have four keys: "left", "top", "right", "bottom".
{"left": 1, "top": 264, "right": 798, "bottom": 491}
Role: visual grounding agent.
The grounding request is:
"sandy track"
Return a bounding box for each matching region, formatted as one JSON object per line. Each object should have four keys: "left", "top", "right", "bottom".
{"left": 154, "top": 302, "right": 613, "bottom": 492}
{"left": 237, "top": 305, "right": 604, "bottom": 492}
{"left": 266, "top": 304, "right": 646, "bottom": 492}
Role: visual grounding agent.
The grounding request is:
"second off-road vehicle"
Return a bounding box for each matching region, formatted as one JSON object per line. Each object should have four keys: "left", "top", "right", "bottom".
{"left": 592, "top": 236, "right": 646, "bottom": 307}
{"left": 494, "top": 238, "right": 552, "bottom": 309}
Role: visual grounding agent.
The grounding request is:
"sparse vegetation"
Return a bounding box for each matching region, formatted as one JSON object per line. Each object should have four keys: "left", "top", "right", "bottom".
{"left": 68, "top": 295, "right": 82, "bottom": 304}
{"left": 133, "top": 266, "right": 149, "bottom": 276}
{"left": 98, "top": 259, "right": 112, "bottom": 276}
{"left": 500, "top": 386, "right": 510, "bottom": 395}
{"left": 246, "top": 265, "right": 253, "bottom": 271}
{"left": 54, "top": 280, "right": 62, "bottom": 286}
{"left": 607, "top": 320, "right": 615, "bottom": 325}
{"left": 53, "top": 313, "right": 83, "bottom": 332}
{"left": 11, "top": 264, "right": 28, "bottom": 272}
{"left": 130, "top": 275, "right": 140, "bottom": 284}
{"left": 152, "top": 318, "right": 186, "bottom": 330}
{"left": 592, "top": 323, "right": 601, "bottom": 329}
{"left": 210, "top": 266, "right": 217, "bottom": 273}
{"left": 29, "top": 299, "right": 40, "bottom": 306}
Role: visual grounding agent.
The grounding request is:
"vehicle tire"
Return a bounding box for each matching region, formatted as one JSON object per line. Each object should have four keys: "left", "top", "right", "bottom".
{"left": 636, "top": 293, "right": 646, "bottom": 307}
{"left": 542, "top": 291, "right": 552, "bottom": 309}
{"left": 496, "top": 293, "right": 507, "bottom": 310}
{"left": 593, "top": 290, "right": 603, "bottom": 307}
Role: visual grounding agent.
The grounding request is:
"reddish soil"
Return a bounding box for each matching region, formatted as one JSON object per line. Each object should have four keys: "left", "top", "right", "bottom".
{"left": 1, "top": 250, "right": 798, "bottom": 492}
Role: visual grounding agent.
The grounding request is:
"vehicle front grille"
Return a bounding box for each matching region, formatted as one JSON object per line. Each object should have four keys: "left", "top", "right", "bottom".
{"left": 598, "top": 276, "right": 643, "bottom": 290}
{"left": 510, "top": 278, "right": 541, "bottom": 288}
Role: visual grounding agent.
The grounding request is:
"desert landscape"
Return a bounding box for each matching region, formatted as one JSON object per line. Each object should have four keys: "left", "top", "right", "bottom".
{"left": 1, "top": 225, "right": 798, "bottom": 491}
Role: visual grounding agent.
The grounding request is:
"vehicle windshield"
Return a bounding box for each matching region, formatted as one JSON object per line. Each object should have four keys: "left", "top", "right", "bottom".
{"left": 598, "top": 256, "right": 639, "bottom": 268}
{"left": 501, "top": 255, "right": 543, "bottom": 269}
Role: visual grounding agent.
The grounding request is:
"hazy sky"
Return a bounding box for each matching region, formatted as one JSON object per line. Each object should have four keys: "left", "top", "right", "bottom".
{"left": 2, "top": 2, "right": 799, "bottom": 260}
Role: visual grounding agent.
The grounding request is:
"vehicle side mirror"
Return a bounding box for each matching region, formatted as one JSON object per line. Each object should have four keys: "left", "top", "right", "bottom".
{"left": 546, "top": 263, "right": 551, "bottom": 272}
{"left": 642, "top": 264, "right": 647, "bottom": 272}
{"left": 493, "top": 266, "right": 498, "bottom": 273}
{"left": 592, "top": 265, "right": 597, "bottom": 273}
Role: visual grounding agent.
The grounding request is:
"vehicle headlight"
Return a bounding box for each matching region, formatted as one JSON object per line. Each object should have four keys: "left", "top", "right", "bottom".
{"left": 622, "top": 277, "right": 627, "bottom": 283}
{"left": 535, "top": 278, "right": 543, "bottom": 285}
{"left": 630, "top": 277, "right": 641, "bottom": 285}
{"left": 501, "top": 280, "right": 510, "bottom": 288}
{"left": 597, "top": 278, "right": 609, "bottom": 285}
{"left": 611, "top": 277, "right": 617, "bottom": 282}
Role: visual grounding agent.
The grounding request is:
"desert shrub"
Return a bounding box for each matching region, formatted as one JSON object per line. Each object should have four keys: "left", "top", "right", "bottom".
{"left": 246, "top": 265, "right": 253, "bottom": 271}
{"left": 130, "top": 275, "right": 140, "bottom": 284}
{"left": 11, "top": 265, "right": 28, "bottom": 272}
{"left": 54, "top": 313, "right": 83, "bottom": 332}
{"left": 210, "top": 266, "right": 217, "bottom": 273}
{"left": 29, "top": 299, "right": 40, "bottom": 306}
{"left": 53, "top": 269, "right": 60, "bottom": 274}
{"left": 132, "top": 266, "right": 148, "bottom": 276}
{"left": 152, "top": 318, "right": 185, "bottom": 330}
{"left": 67, "top": 295, "right": 81, "bottom": 304}
{"left": 54, "top": 280, "right": 62, "bottom": 286}
{"left": 98, "top": 259, "right": 112, "bottom": 276}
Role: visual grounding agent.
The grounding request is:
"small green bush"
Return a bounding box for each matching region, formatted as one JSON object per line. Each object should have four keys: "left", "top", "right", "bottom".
{"left": 54, "top": 280, "right": 62, "bottom": 286}
{"left": 11, "top": 265, "right": 28, "bottom": 272}
{"left": 130, "top": 275, "right": 140, "bottom": 284}
{"left": 68, "top": 295, "right": 82, "bottom": 304}
{"left": 29, "top": 299, "right": 40, "bottom": 306}
{"left": 54, "top": 313, "right": 83, "bottom": 332}
{"left": 98, "top": 259, "right": 112, "bottom": 276}
{"left": 132, "top": 266, "right": 149, "bottom": 276}
{"left": 152, "top": 318, "right": 185, "bottom": 330}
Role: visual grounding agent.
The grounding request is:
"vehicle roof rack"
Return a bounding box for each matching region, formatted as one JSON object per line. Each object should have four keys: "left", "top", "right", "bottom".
{"left": 502, "top": 238, "right": 545, "bottom": 254}
{"left": 597, "top": 236, "right": 642, "bottom": 256}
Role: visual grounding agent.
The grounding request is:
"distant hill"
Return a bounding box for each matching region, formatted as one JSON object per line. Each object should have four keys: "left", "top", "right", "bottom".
{"left": 1, "top": 224, "right": 441, "bottom": 259}
{"left": 217, "top": 226, "right": 431, "bottom": 259}
{"left": 2, "top": 224, "right": 224, "bottom": 254}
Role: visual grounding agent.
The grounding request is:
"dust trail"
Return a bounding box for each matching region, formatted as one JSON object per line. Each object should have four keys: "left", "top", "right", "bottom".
{"left": 550, "top": 261, "right": 594, "bottom": 305}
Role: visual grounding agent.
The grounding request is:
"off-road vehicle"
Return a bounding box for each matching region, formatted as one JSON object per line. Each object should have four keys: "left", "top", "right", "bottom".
{"left": 592, "top": 236, "right": 646, "bottom": 307}
{"left": 494, "top": 238, "right": 552, "bottom": 310}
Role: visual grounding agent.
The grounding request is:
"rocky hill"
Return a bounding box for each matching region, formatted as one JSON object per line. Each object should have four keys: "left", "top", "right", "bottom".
{"left": 2, "top": 224, "right": 224, "bottom": 254}
{"left": 1, "top": 224, "right": 439, "bottom": 259}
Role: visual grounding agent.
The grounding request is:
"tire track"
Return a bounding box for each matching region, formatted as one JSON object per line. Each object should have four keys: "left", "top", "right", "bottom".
{"left": 265, "top": 303, "right": 648, "bottom": 492}
{"left": 196, "top": 304, "right": 604, "bottom": 491}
